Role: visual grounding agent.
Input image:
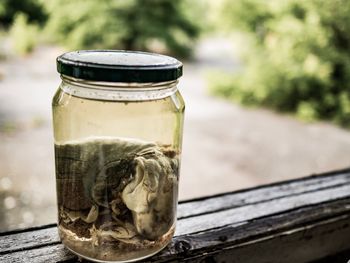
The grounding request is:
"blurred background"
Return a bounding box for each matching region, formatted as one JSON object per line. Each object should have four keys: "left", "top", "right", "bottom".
{"left": 1, "top": 0, "right": 350, "bottom": 231}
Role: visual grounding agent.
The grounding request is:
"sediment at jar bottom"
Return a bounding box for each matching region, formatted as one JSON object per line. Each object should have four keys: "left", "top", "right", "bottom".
{"left": 59, "top": 224, "right": 175, "bottom": 262}
{"left": 55, "top": 137, "right": 179, "bottom": 262}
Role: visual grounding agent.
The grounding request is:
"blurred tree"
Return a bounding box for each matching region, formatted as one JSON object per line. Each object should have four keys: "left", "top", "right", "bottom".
{"left": 9, "top": 14, "right": 39, "bottom": 55}
{"left": 0, "top": 0, "right": 47, "bottom": 28}
{"left": 211, "top": 0, "right": 350, "bottom": 127}
{"left": 44, "top": 0, "right": 200, "bottom": 57}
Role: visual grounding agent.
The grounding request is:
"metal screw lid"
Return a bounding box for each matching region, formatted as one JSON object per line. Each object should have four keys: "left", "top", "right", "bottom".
{"left": 56, "top": 50, "right": 183, "bottom": 83}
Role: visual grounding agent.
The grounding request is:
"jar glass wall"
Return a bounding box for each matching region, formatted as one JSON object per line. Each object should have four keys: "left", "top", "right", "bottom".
{"left": 52, "top": 51, "right": 184, "bottom": 262}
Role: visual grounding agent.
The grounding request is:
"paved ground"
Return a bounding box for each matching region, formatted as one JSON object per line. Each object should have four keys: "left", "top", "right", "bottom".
{"left": 1, "top": 38, "right": 350, "bottom": 231}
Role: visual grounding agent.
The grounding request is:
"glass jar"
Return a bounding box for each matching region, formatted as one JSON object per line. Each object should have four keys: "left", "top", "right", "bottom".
{"left": 52, "top": 50, "right": 185, "bottom": 262}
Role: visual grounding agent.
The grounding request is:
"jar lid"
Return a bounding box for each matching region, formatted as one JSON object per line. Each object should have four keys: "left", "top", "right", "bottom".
{"left": 56, "top": 50, "right": 183, "bottom": 83}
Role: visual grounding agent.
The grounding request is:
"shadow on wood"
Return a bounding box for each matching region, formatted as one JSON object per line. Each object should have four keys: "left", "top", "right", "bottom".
{"left": 1, "top": 168, "right": 350, "bottom": 262}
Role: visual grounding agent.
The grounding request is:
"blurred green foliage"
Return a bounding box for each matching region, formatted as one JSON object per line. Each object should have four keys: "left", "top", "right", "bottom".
{"left": 9, "top": 14, "right": 39, "bottom": 55}
{"left": 0, "top": 0, "right": 201, "bottom": 57}
{"left": 211, "top": 0, "right": 350, "bottom": 126}
{"left": 0, "top": 0, "right": 44, "bottom": 55}
{"left": 0, "top": 0, "right": 47, "bottom": 28}
{"left": 44, "top": 0, "right": 200, "bottom": 57}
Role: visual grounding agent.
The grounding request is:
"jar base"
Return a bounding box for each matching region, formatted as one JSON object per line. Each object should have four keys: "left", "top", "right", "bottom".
{"left": 65, "top": 242, "right": 169, "bottom": 263}
{"left": 59, "top": 225, "right": 175, "bottom": 262}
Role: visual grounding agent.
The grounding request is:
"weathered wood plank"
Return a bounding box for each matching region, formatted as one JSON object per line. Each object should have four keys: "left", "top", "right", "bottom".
{"left": 1, "top": 170, "right": 350, "bottom": 263}
{"left": 176, "top": 183, "right": 350, "bottom": 235}
{"left": 176, "top": 215, "right": 350, "bottom": 263}
{"left": 0, "top": 244, "right": 73, "bottom": 263}
{"left": 166, "top": 199, "right": 350, "bottom": 258}
{"left": 0, "top": 227, "right": 60, "bottom": 254}
{"left": 149, "top": 198, "right": 350, "bottom": 262}
{"left": 178, "top": 169, "right": 350, "bottom": 219}
{"left": 311, "top": 249, "right": 350, "bottom": 263}
{"left": 2, "top": 198, "right": 349, "bottom": 263}
{"left": 1, "top": 170, "right": 350, "bottom": 254}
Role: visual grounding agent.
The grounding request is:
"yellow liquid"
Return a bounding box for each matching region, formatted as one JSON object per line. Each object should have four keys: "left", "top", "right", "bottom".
{"left": 52, "top": 88, "right": 185, "bottom": 149}
{"left": 52, "top": 87, "right": 184, "bottom": 262}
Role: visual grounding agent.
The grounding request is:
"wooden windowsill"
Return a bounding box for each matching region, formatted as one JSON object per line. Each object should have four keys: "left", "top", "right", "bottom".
{"left": 1, "top": 169, "right": 350, "bottom": 262}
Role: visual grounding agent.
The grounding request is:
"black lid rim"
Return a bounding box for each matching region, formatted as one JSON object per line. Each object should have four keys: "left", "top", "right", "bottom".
{"left": 56, "top": 50, "right": 183, "bottom": 83}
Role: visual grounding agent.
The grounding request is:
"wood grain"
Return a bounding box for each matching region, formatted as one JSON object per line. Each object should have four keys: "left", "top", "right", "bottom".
{"left": 177, "top": 169, "right": 350, "bottom": 219}
{"left": 1, "top": 169, "right": 350, "bottom": 263}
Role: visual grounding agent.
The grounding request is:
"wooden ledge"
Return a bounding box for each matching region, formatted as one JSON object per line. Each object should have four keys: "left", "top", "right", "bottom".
{"left": 1, "top": 169, "right": 350, "bottom": 262}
